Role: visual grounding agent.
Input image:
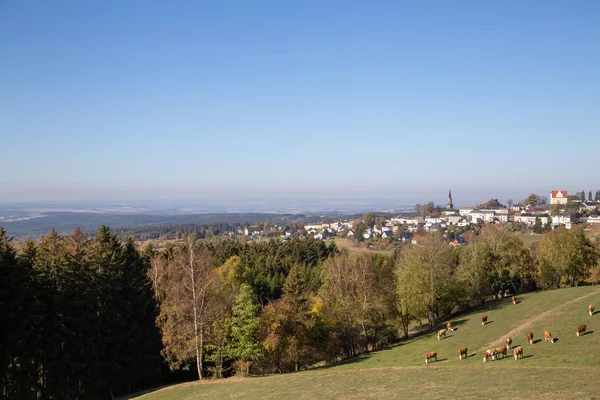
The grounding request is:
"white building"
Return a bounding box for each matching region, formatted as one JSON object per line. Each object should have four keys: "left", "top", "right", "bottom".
{"left": 468, "top": 210, "right": 496, "bottom": 223}
{"left": 495, "top": 214, "right": 509, "bottom": 223}
{"left": 425, "top": 217, "right": 444, "bottom": 225}
{"left": 447, "top": 215, "right": 462, "bottom": 225}
{"left": 304, "top": 224, "right": 321, "bottom": 232}
{"left": 459, "top": 207, "right": 474, "bottom": 216}
{"left": 552, "top": 213, "right": 575, "bottom": 228}
{"left": 587, "top": 216, "right": 600, "bottom": 225}
{"left": 550, "top": 190, "right": 568, "bottom": 205}
{"left": 514, "top": 213, "right": 550, "bottom": 226}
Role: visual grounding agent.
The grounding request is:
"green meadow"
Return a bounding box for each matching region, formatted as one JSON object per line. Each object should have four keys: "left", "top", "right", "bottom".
{"left": 128, "top": 286, "right": 600, "bottom": 400}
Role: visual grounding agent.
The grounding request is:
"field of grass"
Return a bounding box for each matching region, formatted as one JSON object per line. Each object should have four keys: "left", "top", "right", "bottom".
{"left": 518, "top": 233, "right": 542, "bottom": 248}
{"left": 128, "top": 286, "right": 600, "bottom": 400}
{"left": 333, "top": 238, "right": 395, "bottom": 256}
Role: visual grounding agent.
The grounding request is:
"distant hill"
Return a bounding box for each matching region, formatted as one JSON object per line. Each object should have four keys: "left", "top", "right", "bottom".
{"left": 475, "top": 199, "right": 506, "bottom": 209}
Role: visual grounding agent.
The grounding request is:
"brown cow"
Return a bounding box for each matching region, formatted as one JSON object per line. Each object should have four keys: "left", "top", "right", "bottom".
{"left": 512, "top": 296, "right": 516, "bottom": 305}
{"left": 506, "top": 337, "right": 512, "bottom": 350}
{"left": 590, "top": 304, "right": 595, "bottom": 316}
{"left": 447, "top": 322, "right": 455, "bottom": 332}
{"left": 483, "top": 349, "right": 497, "bottom": 362}
{"left": 495, "top": 345, "right": 508, "bottom": 359}
{"left": 426, "top": 351, "right": 437, "bottom": 364}
{"left": 514, "top": 346, "right": 523, "bottom": 360}
{"left": 458, "top": 346, "right": 468, "bottom": 360}
{"left": 437, "top": 329, "right": 446, "bottom": 340}
{"left": 498, "top": 290, "right": 503, "bottom": 298}
{"left": 544, "top": 330, "right": 554, "bottom": 343}
{"left": 577, "top": 324, "right": 587, "bottom": 337}
{"left": 505, "top": 289, "right": 511, "bottom": 297}
{"left": 481, "top": 315, "right": 488, "bottom": 326}
{"left": 527, "top": 331, "right": 534, "bottom": 345}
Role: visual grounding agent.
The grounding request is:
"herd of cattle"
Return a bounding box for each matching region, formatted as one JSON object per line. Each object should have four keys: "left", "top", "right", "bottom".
{"left": 425, "top": 296, "right": 595, "bottom": 365}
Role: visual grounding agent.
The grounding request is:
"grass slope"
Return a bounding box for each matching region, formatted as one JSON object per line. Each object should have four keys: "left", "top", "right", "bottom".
{"left": 129, "top": 286, "right": 600, "bottom": 400}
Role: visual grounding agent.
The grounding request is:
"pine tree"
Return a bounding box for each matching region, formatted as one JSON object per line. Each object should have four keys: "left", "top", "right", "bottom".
{"left": 589, "top": 191, "right": 593, "bottom": 202}
{"left": 228, "top": 284, "right": 260, "bottom": 376}
{"left": 533, "top": 217, "right": 544, "bottom": 234}
{"left": 0, "top": 228, "right": 37, "bottom": 400}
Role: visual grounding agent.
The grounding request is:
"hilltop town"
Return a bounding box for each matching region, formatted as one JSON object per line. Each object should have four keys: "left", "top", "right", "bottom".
{"left": 230, "top": 190, "right": 600, "bottom": 248}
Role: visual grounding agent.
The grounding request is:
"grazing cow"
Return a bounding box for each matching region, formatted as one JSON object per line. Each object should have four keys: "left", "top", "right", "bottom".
{"left": 527, "top": 331, "right": 534, "bottom": 345}
{"left": 505, "top": 289, "right": 511, "bottom": 297}
{"left": 447, "top": 322, "right": 454, "bottom": 332}
{"left": 483, "top": 349, "right": 497, "bottom": 362}
{"left": 590, "top": 304, "right": 595, "bottom": 316}
{"left": 514, "top": 346, "right": 523, "bottom": 360}
{"left": 458, "top": 346, "right": 468, "bottom": 360}
{"left": 498, "top": 290, "right": 503, "bottom": 298}
{"left": 495, "top": 345, "right": 507, "bottom": 359}
{"left": 506, "top": 337, "right": 512, "bottom": 350}
{"left": 512, "top": 296, "right": 516, "bottom": 305}
{"left": 426, "top": 351, "right": 437, "bottom": 364}
{"left": 437, "top": 329, "right": 446, "bottom": 340}
{"left": 577, "top": 324, "right": 587, "bottom": 337}
{"left": 544, "top": 330, "right": 553, "bottom": 343}
{"left": 481, "top": 315, "right": 488, "bottom": 326}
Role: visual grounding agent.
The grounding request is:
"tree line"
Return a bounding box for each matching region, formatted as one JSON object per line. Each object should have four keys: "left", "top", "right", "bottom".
{"left": 1, "top": 224, "right": 598, "bottom": 399}
{"left": 0, "top": 226, "right": 162, "bottom": 400}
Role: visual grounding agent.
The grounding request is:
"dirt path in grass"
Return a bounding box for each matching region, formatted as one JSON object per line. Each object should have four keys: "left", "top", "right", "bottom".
{"left": 476, "top": 288, "right": 600, "bottom": 353}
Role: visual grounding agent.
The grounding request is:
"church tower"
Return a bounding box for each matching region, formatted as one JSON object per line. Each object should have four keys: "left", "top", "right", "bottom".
{"left": 447, "top": 189, "right": 454, "bottom": 210}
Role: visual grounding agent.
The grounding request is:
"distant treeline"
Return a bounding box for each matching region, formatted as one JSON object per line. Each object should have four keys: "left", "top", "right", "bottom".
{"left": 1, "top": 212, "right": 321, "bottom": 238}
{"left": 1, "top": 225, "right": 598, "bottom": 399}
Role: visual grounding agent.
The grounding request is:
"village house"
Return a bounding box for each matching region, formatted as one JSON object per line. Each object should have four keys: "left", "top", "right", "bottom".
{"left": 581, "top": 201, "right": 600, "bottom": 211}
{"left": 407, "top": 224, "right": 420, "bottom": 232}
{"left": 391, "top": 217, "right": 421, "bottom": 225}
{"left": 459, "top": 207, "right": 474, "bottom": 216}
{"left": 304, "top": 224, "right": 321, "bottom": 232}
{"left": 552, "top": 213, "right": 575, "bottom": 228}
{"left": 425, "top": 217, "right": 444, "bottom": 225}
{"left": 244, "top": 227, "right": 262, "bottom": 236}
{"left": 399, "top": 232, "right": 412, "bottom": 242}
{"left": 446, "top": 214, "right": 462, "bottom": 225}
{"left": 468, "top": 210, "right": 495, "bottom": 224}
{"left": 587, "top": 216, "right": 600, "bottom": 225}
{"left": 496, "top": 214, "right": 509, "bottom": 223}
{"left": 514, "top": 213, "right": 550, "bottom": 226}
{"left": 550, "top": 190, "right": 568, "bottom": 205}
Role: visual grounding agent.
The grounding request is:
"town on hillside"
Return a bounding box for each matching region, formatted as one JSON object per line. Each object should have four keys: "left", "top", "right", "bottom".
{"left": 232, "top": 189, "right": 600, "bottom": 247}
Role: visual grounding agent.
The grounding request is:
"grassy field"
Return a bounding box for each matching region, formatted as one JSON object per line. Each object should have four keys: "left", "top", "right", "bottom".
{"left": 518, "top": 233, "right": 542, "bottom": 248}
{"left": 127, "top": 286, "right": 600, "bottom": 400}
{"left": 333, "top": 238, "right": 395, "bottom": 256}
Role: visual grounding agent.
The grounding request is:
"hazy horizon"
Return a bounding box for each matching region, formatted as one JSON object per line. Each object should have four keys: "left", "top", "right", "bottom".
{"left": 2, "top": 1, "right": 599, "bottom": 203}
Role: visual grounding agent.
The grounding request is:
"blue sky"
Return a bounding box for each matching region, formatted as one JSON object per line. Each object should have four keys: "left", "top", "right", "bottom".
{"left": 1, "top": 1, "right": 599, "bottom": 206}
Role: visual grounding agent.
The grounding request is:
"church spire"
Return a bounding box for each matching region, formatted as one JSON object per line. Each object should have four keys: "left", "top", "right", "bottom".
{"left": 447, "top": 189, "right": 454, "bottom": 210}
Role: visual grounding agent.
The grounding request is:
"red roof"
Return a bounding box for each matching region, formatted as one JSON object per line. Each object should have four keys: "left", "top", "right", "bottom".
{"left": 551, "top": 190, "right": 567, "bottom": 198}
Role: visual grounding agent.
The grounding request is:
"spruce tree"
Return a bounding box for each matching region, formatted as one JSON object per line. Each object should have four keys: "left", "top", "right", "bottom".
{"left": 228, "top": 284, "right": 260, "bottom": 376}
{"left": 0, "top": 228, "right": 37, "bottom": 400}
{"left": 533, "top": 217, "right": 543, "bottom": 234}
{"left": 589, "top": 191, "right": 593, "bottom": 202}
